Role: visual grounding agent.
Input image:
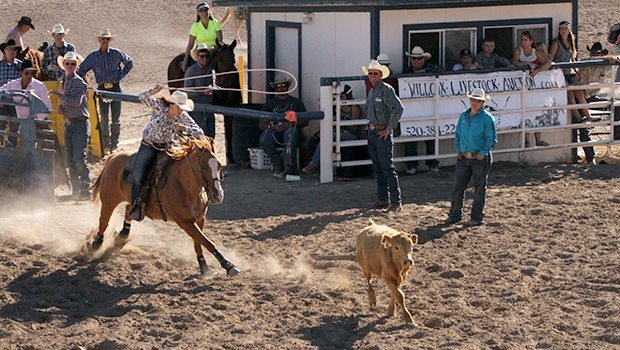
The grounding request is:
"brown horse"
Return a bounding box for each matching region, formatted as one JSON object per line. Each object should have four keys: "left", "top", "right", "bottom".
{"left": 17, "top": 46, "right": 46, "bottom": 81}
{"left": 89, "top": 136, "right": 240, "bottom": 278}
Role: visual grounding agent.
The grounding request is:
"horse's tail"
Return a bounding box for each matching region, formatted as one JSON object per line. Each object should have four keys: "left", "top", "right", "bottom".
{"left": 90, "top": 155, "right": 114, "bottom": 202}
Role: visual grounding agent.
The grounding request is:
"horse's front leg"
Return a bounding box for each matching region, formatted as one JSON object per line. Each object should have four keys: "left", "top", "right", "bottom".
{"left": 111, "top": 205, "right": 133, "bottom": 251}
{"left": 178, "top": 220, "right": 240, "bottom": 277}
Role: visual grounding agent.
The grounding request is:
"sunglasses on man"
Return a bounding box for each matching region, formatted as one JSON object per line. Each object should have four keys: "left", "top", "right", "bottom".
{"left": 64, "top": 62, "right": 77, "bottom": 66}
{"left": 274, "top": 83, "right": 288, "bottom": 88}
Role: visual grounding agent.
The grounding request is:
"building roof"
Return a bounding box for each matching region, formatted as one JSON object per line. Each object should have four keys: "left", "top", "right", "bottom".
{"left": 213, "top": 0, "right": 572, "bottom": 8}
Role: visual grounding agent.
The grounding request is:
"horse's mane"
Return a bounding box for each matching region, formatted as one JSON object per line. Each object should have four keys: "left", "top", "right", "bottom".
{"left": 166, "top": 135, "right": 215, "bottom": 160}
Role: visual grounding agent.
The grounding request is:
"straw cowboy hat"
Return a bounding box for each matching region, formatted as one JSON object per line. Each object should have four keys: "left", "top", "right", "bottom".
{"left": 405, "top": 46, "right": 431, "bottom": 60}
{"left": 96, "top": 29, "right": 116, "bottom": 39}
{"left": 467, "top": 88, "right": 490, "bottom": 101}
{"left": 17, "top": 16, "right": 35, "bottom": 30}
{"left": 48, "top": 23, "right": 70, "bottom": 36}
{"left": 362, "top": 60, "right": 390, "bottom": 79}
{"left": 190, "top": 43, "right": 213, "bottom": 61}
{"left": 57, "top": 51, "right": 81, "bottom": 68}
{"left": 376, "top": 53, "right": 391, "bottom": 65}
{"left": 162, "top": 91, "right": 195, "bottom": 112}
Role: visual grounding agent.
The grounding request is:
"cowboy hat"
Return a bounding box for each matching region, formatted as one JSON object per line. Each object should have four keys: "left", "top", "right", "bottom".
{"left": 17, "top": 17, "right": 35, "bottom": 30}
{"left": 163, "top": 91, "right": 194, "bottom": 112}
{"left": 467, "top": 88, "right": 490, "bottom": 101}
{"left": 96, "top": 29, "right": 116, "bottom": 39}
{"left": 20, "top": 59, "right": 37, "bottom": 72}
{"left": 190, "top": 43, "right": 213, "bottom": 62}
{"left": 362, "top": 60, "right": 390, "bottom": 79}
{"left": 57, "top": 51, "right": 81, "bottom": 68}
{"left": 48, "top": 23, "right": 70, "bottom": 36}
{"left": 0, "top": 39, "right": 21, "bottom": 54}
{"left": 269, "top": 76, "right": 292, "bottom": 88}
{"left": 376, "top": 53, "right": 391, "bottom": 65}
{"left": 405, "top": 46, "right": 431, "bottom": 60}
{"left": 586, "top": 42, "right": 609, "bottom": 55}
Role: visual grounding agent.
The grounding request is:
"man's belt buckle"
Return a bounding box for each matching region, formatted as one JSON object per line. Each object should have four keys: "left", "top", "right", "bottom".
{"left": 103, "top": 83, "right": 114, "bottom": 89}
{"left": 65, "top": 119, "right": 72, "bottom": 126}
{"left": 369, "top": 124, "right": 386, "bottom": 131}
{"left": 464, "top": 152, "right": 477, "bottom": 159}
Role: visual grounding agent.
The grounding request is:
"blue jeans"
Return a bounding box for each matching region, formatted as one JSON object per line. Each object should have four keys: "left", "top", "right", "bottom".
{"left": 131, "top": 142, "right": 159, "bottom": 205}
{"left": 307, "top": 130, "right": 358, "bottom": 166}
{"left": 405, "top": 140, "right": 439, "bottom": 168}
{"left": 260, "top": 126, "right": 301, "bottom": 172}
{"left": 449, "top": 155, "right": 492, "bottom": 222}
{"left": 189, "top": 111, "right": 215, "bottom": 138}
{"left": 367, "top": 130, "right": 401, "bottom": 204}
{"left": 571, "top": 116, "right": 595, "bottom": 162}
{"left": 64, "top": 119, "right": 91, "bottom": 193}
{"left": 98, "top": 83, "right": 122, "bottom": 150}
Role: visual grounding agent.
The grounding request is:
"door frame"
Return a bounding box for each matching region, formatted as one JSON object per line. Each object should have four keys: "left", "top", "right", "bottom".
{"left": 266, "top": 20, "right": 302, "bottom": 98}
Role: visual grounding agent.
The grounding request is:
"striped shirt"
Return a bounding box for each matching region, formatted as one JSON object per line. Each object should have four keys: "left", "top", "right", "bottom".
{"left": 0, "top": 59, "right": 22, "bottom": 85}
{"left": 59, "top": 73, "right": 89, "bottom": 121}
{"left": 42, "top": 41, "right": 76, "bottom": 81}
{"left": 77, "top": 47, "right": 133, "bottom": 84}
{"left": 366, "top": 81, "right": 403, "bottom": 131}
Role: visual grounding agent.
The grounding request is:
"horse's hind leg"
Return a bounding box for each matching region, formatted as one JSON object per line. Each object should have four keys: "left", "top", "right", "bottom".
{"left": 178, "top": 220, "right": 240, "bottom": 277}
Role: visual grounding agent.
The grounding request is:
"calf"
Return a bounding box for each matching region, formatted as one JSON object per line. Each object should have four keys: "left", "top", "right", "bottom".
{"left": 356, "top": 219, "right": 418, "bottom": 324}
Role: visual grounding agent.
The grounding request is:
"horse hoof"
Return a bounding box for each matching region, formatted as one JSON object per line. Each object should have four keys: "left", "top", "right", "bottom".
{"left": 226, "top": 266, "right": 240, "bottom": 277}
{"left": 90, "top": 237, "right": 104, "bottom": 251}
{"left": 200, "top": 268, "right": 217, "bottom": 280}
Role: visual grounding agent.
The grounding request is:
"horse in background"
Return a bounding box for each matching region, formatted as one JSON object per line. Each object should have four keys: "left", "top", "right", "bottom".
{"left": 87, "top": 136, "right": 240, "bottom": 278}
{"left": 17, "top": 43, "right": 47, "bottom": 81}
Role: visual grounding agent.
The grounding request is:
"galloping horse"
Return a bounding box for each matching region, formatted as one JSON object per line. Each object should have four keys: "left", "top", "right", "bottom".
{"left": 89, "top": 136, "right": 240, "bottom": 278}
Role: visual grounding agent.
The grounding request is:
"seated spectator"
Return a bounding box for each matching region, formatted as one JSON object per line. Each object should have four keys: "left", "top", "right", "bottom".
{"left": 259, "top": 77, "right": 307, "bottom": 178}
{"left": 452, "top": 49, "right": 478, "bottom": 71}
{"left": 512, "top": 31, "right": 538, "bottom": 70}
{"left": 475, "top": 38, "right": 511, "bottom": 69}
{"left": 303, "top": 84, "right": 361, "bottom": 175}
{"left": 526, "top": 41, "right": 553, "bottom": 147}
{"left": 365, "top": 53, "right": 399, "bottom": 93}
{"left": 404, "top": 46, "right": 442, "bottom": 174}
{"left": 42, "top": 24, "right": 76, "bottom": 81}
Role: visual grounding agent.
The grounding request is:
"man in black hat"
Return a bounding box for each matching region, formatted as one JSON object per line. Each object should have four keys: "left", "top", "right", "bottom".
{"left": 4, "top": 16, "right": 35, "bottom": 50}
{"left": 580, "top": 41, "right": 618, "bottom": 102}
{"left": 452, "top": 48, "right": 478, "bottom": 71}
{"left": 0, "top": 39, "right": 22, "bottom": 85}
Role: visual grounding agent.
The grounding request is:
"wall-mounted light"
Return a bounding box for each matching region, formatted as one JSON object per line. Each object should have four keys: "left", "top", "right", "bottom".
{"left": 302, "top": 12, "right": 313, "bottom": 24}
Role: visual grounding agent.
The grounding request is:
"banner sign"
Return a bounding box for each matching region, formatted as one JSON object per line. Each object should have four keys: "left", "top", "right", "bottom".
{"left": 398, "top": 70, "right": 568, "bottom": 137}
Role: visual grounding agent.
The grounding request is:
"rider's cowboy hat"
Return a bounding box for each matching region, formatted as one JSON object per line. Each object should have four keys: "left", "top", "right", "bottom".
{"left": 96, "top": 29, "right": 116, "bottom": 39}
{"left": 48, "top": 23, "right": 70, "bottom": 36}
{"left": 467, "top": 88, "right": 490, "bottom": 102}
{"left": 57, "top": 51, "right": 81, "bottom": 68}
{"left": 17, "top": 17, "right": 35, "bottom": 30}
{"left": 162, "top": 91, "right": 195, "bottom": 112}
{"left": 376, "top": 53, "right": 391, "bottom": 65}
{"left": 405, "top": 46, "right": 432, "bottom": 60}
{"left": 0, "top": 39, "right": 21, "bottom": 54}
{"left": 586, "top": 42, "right": 609, "bottom": 55}
{"left": 362, "top": 60, "right": 390, "bottom": 79}
{"left": 190, "top": 43, "right": 213, "bottom": 62}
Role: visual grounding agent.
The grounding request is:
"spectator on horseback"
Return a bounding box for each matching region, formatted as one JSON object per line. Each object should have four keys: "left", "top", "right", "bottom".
{"left": 184, "top": 43, "right": 216, "bottom": 137}
{"left": 42, "top": 24, "right": 76, "bottom": 81}
{"left": 129, "top": 84, "right": 204, "bottom": 221}
{"left": 78, "top": 29, "right": 133, "bottom": 155}
{"left": 50, "top": 52, "right": 91, "bottom": 201}
{"left": 0, "top": 39, "right": 22, "bottom": 85}
{"left": 182, "top": 2, "right": 223, "bottom": 72}
{"left": 4, "top": 16, "right": 34, "bottom": 51}
{"left": 259, "top": 76, "right": 306, "bottom": 178}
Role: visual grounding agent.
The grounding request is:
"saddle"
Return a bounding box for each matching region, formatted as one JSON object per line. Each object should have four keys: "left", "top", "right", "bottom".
{"left": 122, "top": 152, "right": 174, "bottom": 221}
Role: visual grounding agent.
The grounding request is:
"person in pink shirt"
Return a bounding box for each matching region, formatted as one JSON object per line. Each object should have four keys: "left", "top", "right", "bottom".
{"left": 0, "top": 59, "right": 52, "bottom": 120}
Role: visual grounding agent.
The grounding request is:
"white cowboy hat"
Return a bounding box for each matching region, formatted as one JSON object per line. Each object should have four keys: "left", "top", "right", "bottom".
{"left": 269, "top": 75, "right": 292, "bottom": 88}
{"left": 405, "top": 46, "right": 432, "bottom": 60}
{"left": 163, "top": 91, "right": 195, "bottom": 112}
{"left": 376, "top": 53, "right": 391, "bottom": 65}
{"left": 190, "top": 43, "right": 213, "bottom": 62}
{"left": 47, "top": 23, "right": 70, "bottom": 36}
{"left": 57, "top": 51, "right": 81, "bottom": 68}
{"left": 96, "top": 29, "right": 116, "bottom": 39}
{"left": 467, "top": 88, "right": 490, "bottom": 101}
{"left": 362, "top": 60, "right": 390, "bottom": 79}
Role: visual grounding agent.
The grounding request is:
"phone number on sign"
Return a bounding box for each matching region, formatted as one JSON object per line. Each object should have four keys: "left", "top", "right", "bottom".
{"left": 404, "top": 123, "right": 456, "bottom": 137}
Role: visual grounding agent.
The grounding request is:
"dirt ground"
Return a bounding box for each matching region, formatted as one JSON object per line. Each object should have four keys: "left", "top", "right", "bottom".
{"left": 1, "top": 1, "right": 619, "bottom": 349}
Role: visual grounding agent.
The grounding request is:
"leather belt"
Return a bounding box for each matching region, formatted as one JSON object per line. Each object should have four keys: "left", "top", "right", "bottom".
{"left": 99, "top": 83, "right": 118, "bottom": 89}
{"left": 368, "top": 124, "right": 388, "bottom": 131}
{"left": 463, "top": 152, "right": 479, "bottom": 159}
{"left": 65, "top": 117, "right": 87, "bottom": 125}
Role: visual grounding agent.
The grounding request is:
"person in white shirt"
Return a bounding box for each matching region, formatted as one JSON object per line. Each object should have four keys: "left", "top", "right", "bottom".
{"left": 0, "top": 59, "right": 52, "bottom": 120}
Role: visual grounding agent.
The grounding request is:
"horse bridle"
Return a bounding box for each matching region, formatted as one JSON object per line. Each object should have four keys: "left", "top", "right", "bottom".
{"left": 191, "top": 147, "right": 222, "bottom": 190}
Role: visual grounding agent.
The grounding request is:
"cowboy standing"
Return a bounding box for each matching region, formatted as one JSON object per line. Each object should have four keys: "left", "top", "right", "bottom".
{"left": 42, "top": 24, "right": 76, "bottom": 81}
{"left": 364, "top": 60, "right": 404, "bottom": 212}
{"left": 5, "top": 17, "right": 34, "bottom": 50}
{"left": 51, "top": 52, "right": 91, "bottom": 201}
{"left": 78, "top": 29, "right": 133, "bottom": 154}
{"left": 0, "top": 39, "right": 22, "bottom": 85}
{"left": 184, "top": 43, "right": 215, "bottom": 137}
{"left": 446, "top": 88, "right": 497, "bottom": 227}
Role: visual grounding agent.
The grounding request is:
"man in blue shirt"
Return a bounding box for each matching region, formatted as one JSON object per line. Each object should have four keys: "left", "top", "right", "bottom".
{"left": 446, "top": 88, "right": 497, "bottom": 226}
{"left": 78, "top": 29, "right": 133, "bottom": 154}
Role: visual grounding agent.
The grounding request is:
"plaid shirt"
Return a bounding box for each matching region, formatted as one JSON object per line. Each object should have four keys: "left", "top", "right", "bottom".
{"left": 42, "top": 41, "right": 76, "bottom": 81}
{"left": 0, "top": 59, "right": 22, "bottom": 86}
{"left": 59, "top": 73, "right": 89, "bottom": 121}
{"left": 366, "top": 81, "right": 403, "bottom": 131}
{"left": 77, "top": 47, "right": 133, "bottom": 84}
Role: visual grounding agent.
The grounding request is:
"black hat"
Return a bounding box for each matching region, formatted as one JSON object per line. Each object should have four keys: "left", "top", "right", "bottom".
{"left": 0, "top": 39, "right": 21, "bottom": 54}
{"left": 460, "top": 48, "right": 473, "bottom": 57}
{"left": 341, "top": 84, "right": 353, "bottom": 96}
{"left": 586, "top": 42, "right": 609, "bottom": 55}
{"left": 20, "top": 59, "right": 36, "bottom": 71}
{"left": 17, "top": 16, "right": 35, "bottom": 30}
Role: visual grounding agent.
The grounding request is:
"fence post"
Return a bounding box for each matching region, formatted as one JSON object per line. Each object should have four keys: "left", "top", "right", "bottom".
{"left": 319, "top": 85, "right": 334, "bottom": 183}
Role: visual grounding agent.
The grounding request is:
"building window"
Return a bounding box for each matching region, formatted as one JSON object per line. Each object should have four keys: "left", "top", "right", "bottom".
{"left": 483, "top": 25, "right": 548, "bottom": 60}
{"left": 408, "top": 29, "right": 476, "bottom": 70}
